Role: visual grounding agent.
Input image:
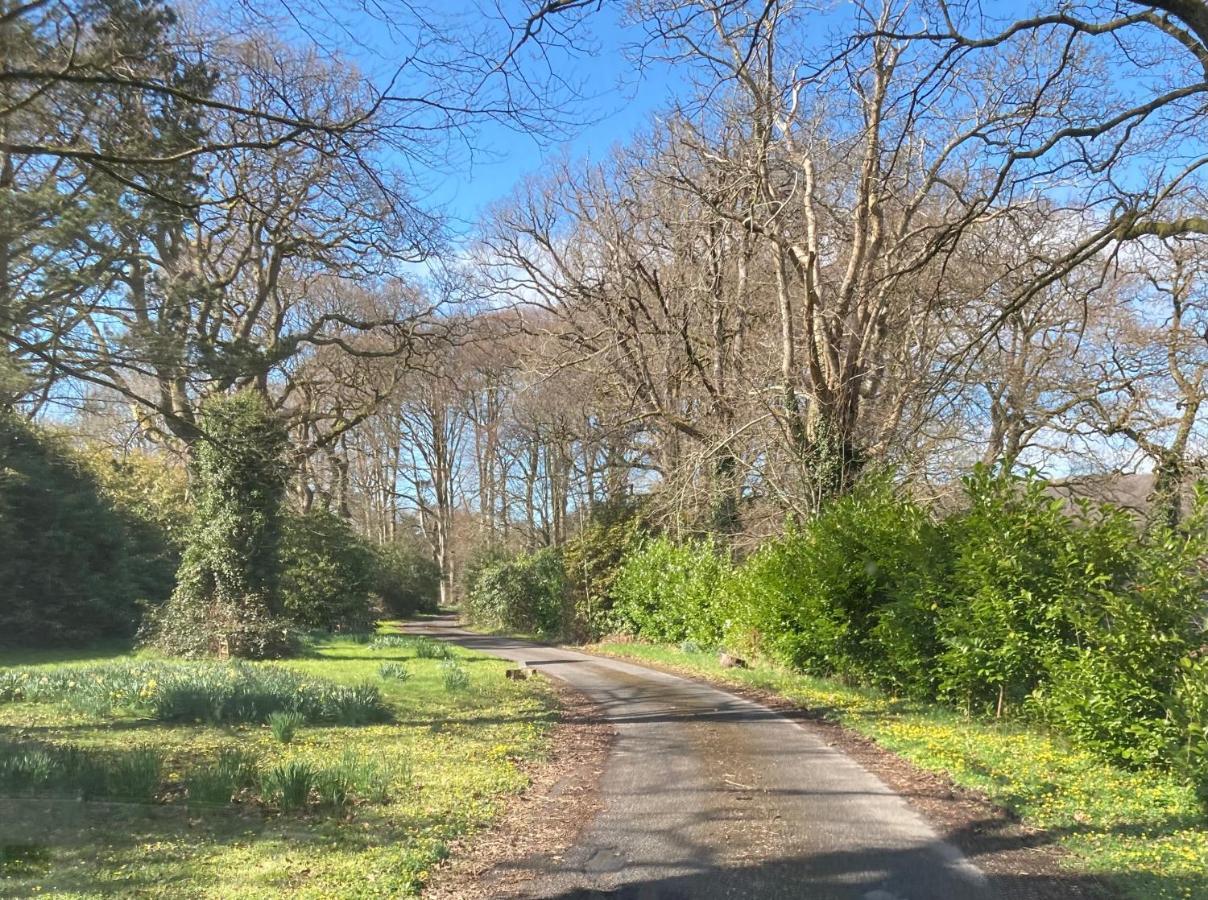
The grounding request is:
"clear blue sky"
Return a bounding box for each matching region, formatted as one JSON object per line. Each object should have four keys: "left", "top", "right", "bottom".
{"left": 431, "top": 7, "right": 679, "bottom": 231}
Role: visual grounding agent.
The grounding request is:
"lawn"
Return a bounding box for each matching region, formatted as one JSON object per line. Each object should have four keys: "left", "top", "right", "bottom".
{"left": 588, "top": 641, "right": 1208, "bottom": 900}
{"left": 0, "top": 627, "right": 556, "bottom": 898}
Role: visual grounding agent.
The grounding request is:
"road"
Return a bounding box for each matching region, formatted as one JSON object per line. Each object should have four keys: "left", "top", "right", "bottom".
{"left": 407, "top": 616, "right": 994, "bottom": 900}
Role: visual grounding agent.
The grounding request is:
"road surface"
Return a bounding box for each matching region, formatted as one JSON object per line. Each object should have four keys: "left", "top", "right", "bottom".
{"left": 407, "top": 616, "right": 994, "bottom": 900}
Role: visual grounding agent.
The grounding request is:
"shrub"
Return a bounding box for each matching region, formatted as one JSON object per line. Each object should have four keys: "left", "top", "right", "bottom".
{"left": 464, "top": 548, "right": 567, "bottom": 635}
{"left": 562, "top": 500, "right": 648, "bottom": 640}
{"left": 610, "top": 536, "right": 731, "bottom": 646}
{"left": 1171, "top": 654, "right": 1208, "bottom": 804}
{"left": 145, "top": 390, "right": 294, "bottom": 659}
{"left": 268, "top": 710, "right": 305, "bottom": 744}
{"left": 373, "top": 536, "right": 441, "bottom": 618}
{"left": 280, "top": 509, "right": 377, "bottom": 632}
{"left": 731, "top": 474, "right": 944, "bottom": 687}
{"left": 0, "top": 413, "right": 166, "bottom": 645}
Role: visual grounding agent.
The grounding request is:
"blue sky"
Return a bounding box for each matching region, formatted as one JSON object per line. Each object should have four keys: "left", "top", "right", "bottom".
{"left": 384, "top": 3, "right": 684, "bottom": 232}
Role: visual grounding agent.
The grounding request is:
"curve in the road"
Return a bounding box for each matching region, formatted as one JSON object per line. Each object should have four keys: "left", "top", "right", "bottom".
{"left": 407, "top": 617, "right": 992, "bottom": 900}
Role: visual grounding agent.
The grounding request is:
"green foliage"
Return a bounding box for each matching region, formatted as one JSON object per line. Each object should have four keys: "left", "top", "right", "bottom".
{"left": 280, "top": 508, "right": 377, "bottom": 632}
{"left": 612, "top": 468, "right": 1208, "bottom": 783}
{"left": 185, "top": 747, "right": 258, "bottom": 804}
{"left": 0, "top": 414, "right": 170, "bottom": 645}
{"left": 372, "top": 535, "right": 441, "bottom": 618}
{"left": 729, "top": 475, "right": 942, "bottom": 685}
{"left": 1171, "top": 655, "right": 1208, "bottom": 804}
{"left": 268, "top": 710, "right": 305, "bottom": 744}
{"left": 410, "top": 636, "right": 452, "bottom": 660}
{"left": 463, "top": 548, "right": 567, "bottom": 635}
{"left": 0, "top": 659, "right": 391, "bottom": 726}
{"left": 440, "top": 660, "right": 470, "bottom": 692}
{"left": 610, "top": 535, "right": 732, "bottom": 646}
{"left": 562, "top": 500, "right": 647, "bottom": 639}
{"left": 146, "top": 390, "right": 293, "bottom": 659}
{"left": 259, "top": 760, "right": 317, "bottom": 811}
{"left": 378, "top": 662, "right": 410, "bottom": 681}
{"left": 0, "top": 740, "right": 162, "bottom": 802}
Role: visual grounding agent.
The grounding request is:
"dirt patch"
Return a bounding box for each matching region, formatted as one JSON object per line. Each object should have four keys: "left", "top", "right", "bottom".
{"left": 421, "top": 679, "right": 614, "bottom": 900}
{"left": 586, "top": 649, "right": 1115, "bottom": 900}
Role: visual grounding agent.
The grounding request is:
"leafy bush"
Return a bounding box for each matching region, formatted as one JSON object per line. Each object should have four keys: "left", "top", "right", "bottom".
{"left": 280, "top": 508, "right": 377, "bottom": 632}
{"left": 145, "top": 390, "right": 294, "bottom": 659}
{"left": 610, "top": 536, "right": 732, "bottom": 646}
{"left": 562, "top": 500, "right": 648, "bottom": 640}
{"left": 610, "top": 468, "right": 1208, "bottom": 780}
{"left": 0, "top": 659, "right": 391, "bottom": 725}
{"left": 1171, "top": 654, "right": 1208, "bottom": 803}
{"left": 731, "top": 474, "right": 943, "bottom": 686}
{"left": 0, "top": 413, "right": 171, "bottom": 645}
{"left": 463, "top": 548, "right": 567, "bottom": 635}
{"left": 372, "top": 535, "right": 440, "bottom": 618}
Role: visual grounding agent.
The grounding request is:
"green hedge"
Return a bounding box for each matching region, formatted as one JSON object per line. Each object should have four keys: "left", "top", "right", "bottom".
{"left": 607, "top": 468, "right": 1208, "bottom": 797}
{"left": 0, "top": 414, "right": 177, "bottom": 645}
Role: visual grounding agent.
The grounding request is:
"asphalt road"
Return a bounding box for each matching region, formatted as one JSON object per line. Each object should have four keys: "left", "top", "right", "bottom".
{"left": 407, "top": 617, "right": 993, "bottom": 900}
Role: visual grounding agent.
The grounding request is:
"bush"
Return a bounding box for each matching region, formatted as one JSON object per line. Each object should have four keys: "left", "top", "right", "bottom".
{"left": 464, "top": 548, "right": 567, "bottom": 635}
{"left": 145, "top": 390, "right": 294, "bottom": 659}
{"left": 562, "top": 501, "right": 647, "bottom": 640}
{"left": 729, "top": 475, "right": 942, "bottom": 685}
{"left": 372, "top": 536, "right": 440, "bottom": 618}
{"left": 280, "top": 509, "right": 377, "bottom": 632}
{"left": 610, "top": 535, "right": 732, "bottom": 647}
{"left": 1171, "top": 654, "right": 1208, "bottom": 804}
{"left": 609, "top": 468, "right": 1208, "bottom": 779}
{"left": 0, "top": 413, "right": 169, "bottom": 645}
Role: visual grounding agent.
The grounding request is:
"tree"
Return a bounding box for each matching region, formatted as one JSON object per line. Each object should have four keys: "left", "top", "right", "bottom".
{"left": 145, "top": 389, "right": 292, "bottom": 658}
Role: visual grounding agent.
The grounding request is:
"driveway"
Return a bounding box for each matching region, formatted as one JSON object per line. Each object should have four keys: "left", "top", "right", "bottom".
{"left": 406, "top": 617, "right": 995, "bottom": 900}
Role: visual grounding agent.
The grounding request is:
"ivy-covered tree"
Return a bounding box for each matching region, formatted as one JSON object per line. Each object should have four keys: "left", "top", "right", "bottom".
{"left": 146, "top": 390, "right": 292, "bottom": 658}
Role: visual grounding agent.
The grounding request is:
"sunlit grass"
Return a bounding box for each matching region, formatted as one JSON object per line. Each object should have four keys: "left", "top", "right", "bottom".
{"left": 590, "top": 641, "right": 1208, "bottom": 900}
{"left": 0, "top": 624, "right": 555, "bottom": 897}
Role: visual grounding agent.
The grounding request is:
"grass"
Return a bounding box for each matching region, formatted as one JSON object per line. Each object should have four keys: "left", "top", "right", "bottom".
{"left": 588, "top": 640, "right": 1208, "bottom": 900}
{"left": 0, "top": 624, "right": 559, "bottom": 897}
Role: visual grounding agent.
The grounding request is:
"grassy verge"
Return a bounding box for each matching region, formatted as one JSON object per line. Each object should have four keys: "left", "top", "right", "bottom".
{"left": 588, "top": 641, "right": 1208, "bottom": 900}
{"left": 0, "top": 626, "right": 556, "bottom": 898}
